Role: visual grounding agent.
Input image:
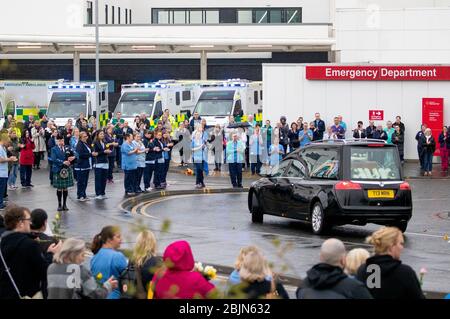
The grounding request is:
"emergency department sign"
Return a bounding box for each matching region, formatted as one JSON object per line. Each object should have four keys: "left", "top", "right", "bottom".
{"left": 306, "top": 66, "right": 450, "bottom": 81}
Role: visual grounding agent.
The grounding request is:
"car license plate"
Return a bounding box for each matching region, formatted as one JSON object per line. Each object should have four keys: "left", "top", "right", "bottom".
{"left": 368, "top": 190, "right": 394, "bottom": 199}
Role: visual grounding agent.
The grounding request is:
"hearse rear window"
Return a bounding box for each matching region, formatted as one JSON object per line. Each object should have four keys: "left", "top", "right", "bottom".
{"left": 350, "top": 146, "right": 401, "bottom": 180}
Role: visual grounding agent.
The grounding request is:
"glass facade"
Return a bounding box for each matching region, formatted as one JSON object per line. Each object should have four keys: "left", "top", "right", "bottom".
{"left": 152, "top": 8, "right": 302, "bottom": 24}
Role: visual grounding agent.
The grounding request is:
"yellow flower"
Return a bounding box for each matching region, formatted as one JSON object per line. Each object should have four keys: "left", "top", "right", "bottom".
{"left": 96, "top": 273, "right": 103, "bottom": 281}
{"left": 55, "top": 213, "right": 60, "bottom": 221}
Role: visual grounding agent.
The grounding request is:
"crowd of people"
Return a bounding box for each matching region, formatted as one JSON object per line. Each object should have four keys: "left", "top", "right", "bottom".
{"left": 1, "top": 109, "right": 448, "bottom": 210}
{"left": 0, "top": 205, "right": 433, "bottom": 299}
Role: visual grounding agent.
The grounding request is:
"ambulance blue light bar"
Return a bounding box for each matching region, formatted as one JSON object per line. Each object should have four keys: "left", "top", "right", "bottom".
{"left": 48, "top": 84, "right": 94, "bottom": 89}
{"left": 122, "top": 83, "right": 167, "bottom": 89}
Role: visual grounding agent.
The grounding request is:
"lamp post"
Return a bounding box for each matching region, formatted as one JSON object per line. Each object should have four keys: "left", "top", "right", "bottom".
{"left": 95, "top": 0, "right": 100, "bottom": 128}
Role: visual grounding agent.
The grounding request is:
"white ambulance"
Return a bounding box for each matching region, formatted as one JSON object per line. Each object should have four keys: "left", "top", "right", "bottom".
{"left": 192, "top": 79, "right": 263, "bottom": 127}
{"left": 46, "top": 82, "right": 109, "bottom": 127}
{"left": 114, "top": 80, "right": 201, "bottom": 128}
{"left": 0, "top": 80, "right": 58, "bottom": 127}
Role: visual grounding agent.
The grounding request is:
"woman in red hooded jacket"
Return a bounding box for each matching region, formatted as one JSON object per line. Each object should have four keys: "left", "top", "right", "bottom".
{"left": 19, "top": 129, "right": 35, "bottom": 187}
{"left": 150, "top": 240, "right": 216, "bottom": 299}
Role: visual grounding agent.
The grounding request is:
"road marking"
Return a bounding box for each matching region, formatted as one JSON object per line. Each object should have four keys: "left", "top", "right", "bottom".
{"left": 133, "top": 193, "right": 447, "bottom": 242}
{"left": 404, "top": 232, "right": 445, "bottom": 239}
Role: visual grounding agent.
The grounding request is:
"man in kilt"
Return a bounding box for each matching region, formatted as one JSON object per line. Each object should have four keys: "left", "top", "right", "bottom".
{"left": 50, "top": 134, "right": 76, "bottom": 211}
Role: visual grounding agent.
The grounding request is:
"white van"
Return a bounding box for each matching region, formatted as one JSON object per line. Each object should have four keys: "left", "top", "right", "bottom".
{"left": 47, "top": 82, "right": 109, "bottom": 127}
{"left": 114, "top": 80, "right": 201, "bottom": 128}
{"left": 0, "top": 80, "right": 58, "bottom": 126}
{"left": 192, "top": 79, "right": 263, "bottom": 127}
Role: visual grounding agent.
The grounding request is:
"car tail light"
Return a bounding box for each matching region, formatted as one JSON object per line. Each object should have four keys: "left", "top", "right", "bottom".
{"left": 367, "top": 144, "right": 385, "bottom": 147}
{"left": 400, "top": 182, "right": 411, "bottom": 190}
{"left": 335, "top": 181, "right": 362, "bottom": 190}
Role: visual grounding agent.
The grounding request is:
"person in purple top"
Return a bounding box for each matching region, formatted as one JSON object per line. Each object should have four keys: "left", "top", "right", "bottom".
{"left": 331, "top": 117, "right": 345, "bottom": 139}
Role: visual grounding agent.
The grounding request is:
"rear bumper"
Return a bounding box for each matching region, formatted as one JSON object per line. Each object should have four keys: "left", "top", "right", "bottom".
{"left": 326, "top": 207, "right": 412, "bottom": 224}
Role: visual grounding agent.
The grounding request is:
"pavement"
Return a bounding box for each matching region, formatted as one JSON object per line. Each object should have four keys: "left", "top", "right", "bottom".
{"left": 4, "top": 160, "right": 450, "bottom": 298}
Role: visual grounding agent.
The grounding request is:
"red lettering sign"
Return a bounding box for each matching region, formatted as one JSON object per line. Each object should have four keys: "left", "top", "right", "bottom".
{"left": 306, "top": 66, "right": 450, "bottom": 81}
{"left": 369, "top": 110, "right": 384, "bottom": 121}
{"left": 422, "top": 98, "right": 444, "bottom": 156}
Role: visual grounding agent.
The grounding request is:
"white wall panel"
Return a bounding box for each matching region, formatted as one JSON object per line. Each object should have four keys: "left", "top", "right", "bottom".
{"left": 263, "top": 64, "right": 450, "bottom": 160}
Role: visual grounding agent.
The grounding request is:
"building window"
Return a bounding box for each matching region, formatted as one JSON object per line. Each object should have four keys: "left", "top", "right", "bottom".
{"left": 254, "top": 91, "right": 259, "bottom": 105}
{"left": 112, "top": 6, "right": 115, "bottom": 24}
{"left": 151, "top": 8, "right": 302, "bottom": 25}
{"left": 189, "top": 10, "right": 203, "bottom": 24}
{"left": 254, "top": 10, "right": 269, "bottom": 23}
{"left": 173, "top": 10, "right": 186, "bottom": 24}
{"left": 205, "top": 10, "right": 219, "bottom": 24}
{"left": 219, "top": 9, "right": 237, "bottom": 23}
{"left": 86, "top": 1, "right": 93, "bottom": 24}
{"left": 125, "top": 9, "right": 128, "bottom": 24}
{"left": 238, "top": 10, "right": 252, "bottom": 23}
{"left": 286, "top": 9, "right": 301, "bottom": 23}
{"left": 175, "top": 92, "right": 181, "bottom": 106}
{"left": 105, "top": 5, "right": 108, "bottom": 24}
{"left": 269, "top": 10, "right": 282, "bottom": 23}
{"left": 129, "top": 9, "right": 132, "bottom": 24}
{"left": 118, "top": 7, "right": 121, "bottom": 24}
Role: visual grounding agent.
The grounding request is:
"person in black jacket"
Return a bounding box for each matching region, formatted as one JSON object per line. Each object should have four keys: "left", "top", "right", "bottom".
{"left": 392, "top": 124, "right": 405, "bottom": 163}
{"left": 129, "top": 230, "right": 163, "bottom": 298}
{"left": 353, "top": 121, "right": 367, "bottom": 139}
{"left": 372, "top": 125, "right": 388, "bottom": 141}
{"left": 356, "top": 227, "right": 425, "bottom": 299}
{"left": 151, "top": 131, "right": 165, "bottom": 190}
{"left": 394, "top": 116, "right": 405, "bottom": 134}
{"left": 421, "top": 128, "right": 436, "bottom": 176}
{"left": 75, "top": 132, "right": 93, "bottom": 201}
{"left": 279, "top": 116, "right": 290, "bottom": 155}
{"left": 47, "top": 129, "right": 58, "bottom": 185}
{"left": 415, "top": 124, "right": 427, "bottom": 171}
{"left": 296, "top": 239, "right": 372, "bottom": 299}
{"left": 366, "top": 121, "right": 376, "bottom": 139}
{"left": 287, "top": 122, "right": 300, "bottom": 152}
{"left": 93, "top": 130, "right": 113, "bottom": 199}
{"left": 313, "top": 113, "right": 326, "bottom": 141}
{"left": 143, "top": 130, "right": 156, "bottom": 191}
{"left": 438, "top": 126, "right": 449, "bottom": 172}
{"left": 0, "top": 206, "right": 61, "bottom": 299}
{"left": 30, "top": 209, "right": 58, "bottom": 299}
{"left": 104, "top": 126, "right": 119, "bottom": 183}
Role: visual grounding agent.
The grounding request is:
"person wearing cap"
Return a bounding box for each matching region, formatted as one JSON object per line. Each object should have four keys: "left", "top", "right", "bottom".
{"left": 51, "top": 134, "right": 76, "bottom": 211}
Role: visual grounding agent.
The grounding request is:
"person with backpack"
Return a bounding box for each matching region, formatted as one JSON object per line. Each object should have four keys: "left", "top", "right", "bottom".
{"left": 296, "top": 239, "right": 372, "bottom": 299}
{"left": 120, "top": 230, "right": 163, "bottom": 299}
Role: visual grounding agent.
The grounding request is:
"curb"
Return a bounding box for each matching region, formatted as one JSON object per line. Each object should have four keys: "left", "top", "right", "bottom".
{"left": 119, "top": 187, "right": 249, "bottom": 214}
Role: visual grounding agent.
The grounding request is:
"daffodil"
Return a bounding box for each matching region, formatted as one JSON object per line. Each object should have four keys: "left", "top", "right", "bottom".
{"left": 55, "top": 213, "right": 60, "bottom": 221}
{"left": 96, "top": 273, "right": 103, "bottom": 281}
